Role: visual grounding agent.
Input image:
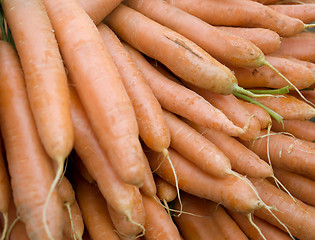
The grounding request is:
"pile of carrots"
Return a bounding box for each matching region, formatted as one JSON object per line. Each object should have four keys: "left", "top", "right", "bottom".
{"left": 0, "top": 0, "right": 314, "bottom": 239}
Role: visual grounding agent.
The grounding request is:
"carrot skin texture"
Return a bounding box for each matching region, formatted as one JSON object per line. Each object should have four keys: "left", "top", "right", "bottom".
{"left": 0, "top": 41, "right": 63, "bottom": 240}
{"left": 97, "top": 23, "right": 170, "bottom": 153}
{"left": 43, "top": 0, "right": 146, "bottom": 187}
{"left": 105, "top": 4, "right": 238, "bottom": 94}
{"left": 0, "top": 139, "right": 10, "bottom": 215}
{"left": 125, "top": 0, "right": 266, "bottom": 68}
{"left": 2, "top": 0, "right": 74, "bottom": 164}
{"left": 146, "top": 148, "right": 262, "bottom": 214}
{"left": 63, "top": 201, "right": 84, "bottom": 240}
{"left": 125, "top": 44, "right": 245, "bottom": 137}
{"left": 154, "top": 175, "right": 177, "bottom": 202}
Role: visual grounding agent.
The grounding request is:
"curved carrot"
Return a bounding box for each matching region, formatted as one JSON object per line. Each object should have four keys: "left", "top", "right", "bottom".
{"left": 43, "top": 0, "right": 146, "bottom": 187}
{"left": 124, "top": 43, "right": 245, "bottom": 137}
{"left": 97, "top": 23, "right": 170, "bottom": 154}
{"left": 165, "top": 0, "right": 305, "bottom": 37}
{"left": 146, "top": 148, "right": 262, "bottom": 214}
{"left": 268, "top": 4, "right": 315, "bottom": 23}
{"left": 0, "top": 41, "right": 63, "bottom": 240}
{"left": 154, "top": 175, "right": 177, "bottom": 203}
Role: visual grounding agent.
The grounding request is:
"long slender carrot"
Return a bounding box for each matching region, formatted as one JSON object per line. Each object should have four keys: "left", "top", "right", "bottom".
{"left": 188, "top": 122, "right": 273, "bottom": 178}
{"left": 77, "top": 0, "right": 122, "bottom": 25}
{"left": 97, "top": 23, "right": 170, "bottom": 154}
{"left": 43, "top": 0, "right": 146, "bottom": 187}
{"left": 124, "top": 43, "right": 245, "bottom": 137}
{"left": 165, "top": 0, "right": 305, "bottom": 37}
{"left": 251, "top": 178, "right": 315, "bottom": 240}
{"left": 146, "top": 148, "right": 262, "bottom": 214}
{"left": 0, "top": 41, "right": 63, "bottom": 240}
{"left": 268, "top": 4, "right": 315, "bottom": 23}
{"left": 216, "top": 26, "right": 281, "bottom": 54}
{"left": 163, "top": 110, "right": 232, "bottom": 178}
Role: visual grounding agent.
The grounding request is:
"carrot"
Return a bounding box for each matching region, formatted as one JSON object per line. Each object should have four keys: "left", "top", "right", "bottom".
{"left": 271, "top": 119, "right": 315, "bottom": 141}
{"left": 0, "top": 41, "right": 64, "bottom": 240}
{"left": 141, "top": 194, "right": 182, "bottom": 240}
{"left": 228, "top": 210, "right": 291, "bottom": 240}
{"left": 75, "top": 176, "right": 121, "bottom": 240}
{"left": 238, "top": 100, "right": 272, "bottom": 129}
{"left": 124, "top": 43, "right": 245, "bottom": 137}
{"left": 216, "top": 26, "right": 281, "bottom": 54}
{"left": 63, "top": 200, "right": 84, "bottom": 240}
{"left": 290, "top": 90, "right": 315, "bottom": 105}
{"left": 268, "top": 4, "right": 315, "bottom": 23}
{"left": 163, "top": 110, "right": 232, "bottom": 178}
{"left": 229, "top": 56, "right": 315, "bottom": 89}
{"left": 154, "top": 175, "right": 177, "bottom": 203}
{"left": 105, "top": 4, "right": 246, "bottom": 95}
{"left": 77, "top": 0, "right": 122, "bottom": 25}
{"left": 69, "top": 86, "right": 146, "bottom": 219}
{"left": 272, "top": 168, "right": 315, "bottom": 206}
{"left": 146, "top": 148, "right": 262, "bottom": 213}
{"left": 97, "top": 23, "right": 170, "bottom": 154}
{"left": 271, "top": 32, "right": 315, "bottom": 62}
{"left": 240, "top": 129, "right": 315, "bottom": 178}
{"left": 188, "top": 122, "right": 273, "bottom": 178}
{"left": 165, "top": 0, "right": 306, "bottom": 37}
{"left": 173, "top": 193, "right": 226, "bottom": 240}
{"left": 250, "top": 0, "right": 281, "bottom": 4}
{"left": 57, "top": 177, "right": 75, "bottom": 205}
{"left": 125, "top": 0, "right": 268, "bottom": 69}
{"left": 251, "top": 178, "right": 315, "bottom": 240}
{"left": 43, "top": 0, "right": 146, "bottom": 187}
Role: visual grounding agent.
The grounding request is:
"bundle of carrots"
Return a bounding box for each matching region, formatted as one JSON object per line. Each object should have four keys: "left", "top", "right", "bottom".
{"left": 0, "top": 0, "right": 314, "bottom": 239}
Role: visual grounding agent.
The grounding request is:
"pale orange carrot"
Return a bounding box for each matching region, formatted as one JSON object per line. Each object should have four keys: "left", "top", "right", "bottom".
{"left": 268, "top": 4, "right": 315, "bottom": 23}
{"left": 154, "top": 175, "right": 177, "bottom": 203}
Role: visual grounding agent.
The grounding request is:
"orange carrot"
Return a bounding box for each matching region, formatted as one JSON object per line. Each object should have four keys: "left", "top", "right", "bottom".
{"left": 78, "top": 0, "right": 122, "bottom": 24}
{"left": 97, "top": 23, "right": 170, "bottom": 154}
{"left": 125, "top": 0, "right": 268, "bottom": 68}
{"left": 173, "top": 193, "right": 226, "bottom": 240}
{"left": 271, "top": 119, "right": 315, "bottom": 141}
{"left": 124, "top": 43, "right": 245, "bottom": 137}
{"left": 57, "top": 177, "right": 75, "bottom": 205}
{"left": 217, "top": 26, "right": 281, "bottom": 54}
{"left": 105, "top": 4, "right": 242, "bottom": 94}
{"left": 154, "top": 175, "right": 177, "bottom": 203}
{"left": 63, "top": 200, "right": 84, "bottom": 240}
{"left": 273, "top": 168, "right": 315, "bottom": 206}
{"left": 268, "top": 4, "right": 315, "bottom": 23}
{"left": 146, "top": 148, "right": 262, "bottom": 214}
{"left": 69, "top": 87, "right": 146, "bottom": 219}
{"left": 229, "top": 56, "right": 315, "bottom": 89}
{"left": 75, "top": 176, "right": 121, "bottom": 240}
{"left": 166, "top": 0, "right": 305, "bottom": 37}
{"left": 163, "top": 110, "right": 232, "bottom": 178}
{"left": 228, "top": 210, "right": 291, "bottom": 240}
{"left": 142, "top": 194, "right": 182, "bottom": 240}
{"left": 0, "top": 41, "right": 63, "bottom": 240}
{"left": 290, "top": 90, "right": 315, "bottom": 105}
{"left": 251, "top": 178, "right": 315, "bottom": 240}
{"left": 188, "top": 122, "right": 273, "bottom": 178}
{"left": 43, "top": 0, "right": 146, "bottom": 187}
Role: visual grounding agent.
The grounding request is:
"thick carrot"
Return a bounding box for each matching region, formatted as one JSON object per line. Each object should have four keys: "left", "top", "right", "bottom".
{"left": 271, "top": 119, "right": 315, "bottom": 141}
{"left": 238, "top": 99, "right": 272, "bottom": 129}
{"left": 240, "top": 129, "right": 315, "bottom": 178}
{"left": 188, "top": 122, "right": 273, "bottom": 178}
{"left": 125, "top": 0, "right": 268, "bottom": 68}
{"left": 124, "top": 43, "right": 245, "bottom": 137}
{"left": 43, "top": 0, "right": 146, "bottom": 187}
{"left": 228, "top": 210, "right": 291, "bottom": 240}
{"left": 146, "top": 148, "right": 262, "bottom": 214}
{"left": 216, "top": 26, "right": 281, "bottom": 54}
{"left": 271, "top": 32, "right": 315, "bottom": 62}
{"left": 78, "top": 0, "right": 122, "bottom": 25}
{"left": 251, "top": 178, "right": 315, "bottom": 240}
{"left": 273, "top": 168, "right": 315, "bottom": 206}
{"left": 154, "top": 175, "right": 177, "bottom": 203}
{"left": 173, "top": 193, "right": 225, "bottom": 240}
{"left": 268, "top": 4, "right": 315, "bottom": 23}
{"left": 163, "top": 110, "right": 232, "bottom": 178}
{"left": 0, "top": 41, "right": 63, "bottom": 240}
{"left": 75, "top": 176, "right": 120, "bottom": 240}
{"left": 142, "top": 194, "right": 182, "bottom": 240}
{"left": 104, "top": 4, "right": 241, "bottom": 94}
{"left": 2, "top": 0, "right": 74, "bottom": 167}
{"left": 69, "top": 87, "right": 147, "bottom": 218}
{"left": 97, "top": 23, "right": 170, "bottom": 154}
{"left": 230, "top": 56, "right": 315, "bottom": 89}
